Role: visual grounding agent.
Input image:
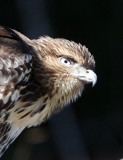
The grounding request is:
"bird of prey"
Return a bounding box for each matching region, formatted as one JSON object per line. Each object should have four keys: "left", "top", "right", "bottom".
{"left": 0, "top": 25, "right": 97, "bottom": 157}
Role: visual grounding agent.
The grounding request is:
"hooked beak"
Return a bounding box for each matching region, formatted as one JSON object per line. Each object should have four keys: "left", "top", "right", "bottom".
{"left": 72, "top": 65, "right": 97, "bottom": 87}
{"left": 79, "top": 69, "right": 97, "bottom": 87}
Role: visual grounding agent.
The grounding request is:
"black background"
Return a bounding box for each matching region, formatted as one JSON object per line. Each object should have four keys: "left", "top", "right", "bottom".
{"left": 0, "top": 0, "right": 122, "bottom": 160}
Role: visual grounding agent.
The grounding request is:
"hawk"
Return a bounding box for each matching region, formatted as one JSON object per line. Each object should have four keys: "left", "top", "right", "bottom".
{"left": 0, "top": 25, "right": 97, "bottom": 157}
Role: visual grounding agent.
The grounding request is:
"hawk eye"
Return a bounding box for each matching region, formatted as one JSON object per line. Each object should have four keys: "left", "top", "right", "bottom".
{"left": 59, "top": 57, "right": 71, "bottom": 66}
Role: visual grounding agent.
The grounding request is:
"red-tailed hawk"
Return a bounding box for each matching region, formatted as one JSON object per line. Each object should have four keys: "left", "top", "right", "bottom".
{"left": 0, "top": 26, "right": 97, "bottom": 157}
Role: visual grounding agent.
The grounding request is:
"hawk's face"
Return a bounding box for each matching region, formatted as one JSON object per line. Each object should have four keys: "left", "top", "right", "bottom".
{"left": 32, "top": 37, "right": 97, "bottom": 107}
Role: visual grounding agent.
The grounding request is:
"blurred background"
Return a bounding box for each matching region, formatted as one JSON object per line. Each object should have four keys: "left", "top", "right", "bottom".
{"left": 0, "top": 0, "right": 122, "bottom": 160}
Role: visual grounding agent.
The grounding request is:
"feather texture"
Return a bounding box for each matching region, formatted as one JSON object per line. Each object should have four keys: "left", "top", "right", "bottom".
{"left": 0, "top": 26, "right": 33, "bottom": 156}
{"left": 0, "top": 26, "right": 97, "bottom": 157}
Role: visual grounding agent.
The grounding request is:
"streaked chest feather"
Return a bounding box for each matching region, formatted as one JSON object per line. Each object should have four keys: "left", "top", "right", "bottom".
{"left": 7, "top": 78, "right": 83, "bottom": 128}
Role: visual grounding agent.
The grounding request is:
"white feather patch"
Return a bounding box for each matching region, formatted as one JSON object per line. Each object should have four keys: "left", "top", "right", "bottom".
{"left": 11, "top": 90, "right": 19, "bottom": 102}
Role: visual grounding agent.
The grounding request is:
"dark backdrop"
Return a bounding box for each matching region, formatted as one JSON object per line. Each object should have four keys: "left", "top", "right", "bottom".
{"left": 0, "top": 0, "right": 122, "bottom": 160}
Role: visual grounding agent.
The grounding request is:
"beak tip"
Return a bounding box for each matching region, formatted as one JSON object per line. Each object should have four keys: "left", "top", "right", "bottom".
{"left": 92, "top": 75, "right": 97, "bottom": 87}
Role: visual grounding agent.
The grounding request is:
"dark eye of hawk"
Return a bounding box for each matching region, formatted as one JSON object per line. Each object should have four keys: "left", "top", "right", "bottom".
{"left": 59, "top": 57, "right": 75, "bottom": 66}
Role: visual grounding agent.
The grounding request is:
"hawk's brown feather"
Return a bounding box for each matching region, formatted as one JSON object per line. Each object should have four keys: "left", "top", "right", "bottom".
{"left": 0, "top": 26, "right": 34, "bottom": 156}
{"left": 0, "top": 26, "right": 97, "bottom": 157}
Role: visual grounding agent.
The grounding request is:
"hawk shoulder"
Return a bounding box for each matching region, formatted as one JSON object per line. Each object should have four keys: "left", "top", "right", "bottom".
{"left": 0, "top": 26, "right": 33, "bottom": 156}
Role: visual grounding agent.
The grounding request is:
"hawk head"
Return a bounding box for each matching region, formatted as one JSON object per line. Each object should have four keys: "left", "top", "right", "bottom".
{"left": 30, "top": 37, "right": 97, "bottom": 109}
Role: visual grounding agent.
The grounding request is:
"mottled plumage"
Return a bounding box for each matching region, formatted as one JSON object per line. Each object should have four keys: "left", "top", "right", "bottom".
{"left": 0, "top": 26, "right": 97, "bottom": 157}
